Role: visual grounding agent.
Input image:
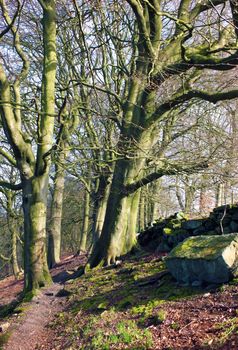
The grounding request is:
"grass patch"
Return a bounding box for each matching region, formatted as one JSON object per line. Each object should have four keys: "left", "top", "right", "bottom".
{"left": 212, "top": 317, "right": 238, "bottom": 346}
{"left": 84, "top": 319, "right": 153, "bottom": 350}
{"left": 0, "top": 332, "right": 11, "bottom": 350}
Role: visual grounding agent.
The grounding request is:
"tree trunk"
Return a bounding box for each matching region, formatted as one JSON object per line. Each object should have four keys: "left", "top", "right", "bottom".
{"left": 125, "top": 190, "right": 140, "bottom": 248}
{"left": 22, "top": 176, "right": 51, "bottom": 292}
{"left": 144, "top": 186, "right": 149, "bottom": 227}
{"left": 79, "top": 185, "right": 90, "bottom": 253}
{"left": 151, "top": 201, "right": 159, "bottom": 223}
{"left": 184, "top": 180, "right": 195, "bottom": 214}
{"left": 12, "top": 226, "right": 20, "bottom": 278}
{"left": 91, "top": 174, "right": 111, "bottom": 243}
{"left": 87, "top": 55, "right": 159, "bottom": 266}
{"left": 139, "top": 190, "right": 145, "bottom": 231}
{"left": 47, "top": 162, "right": 66, "bottom": 268}
{"left": 175, "top": 178, "right": 185, "bottom": 211}
{"left": 6, "top": 191, "right": 21, "bottom": 278}
{"left": 216, "top": 183, "right": 224, "bottom": 207}
{"left": 88, "top": 125, "right": 156, "bottom": 267}
{"left": 0, "top": 0, "right": 57, "bottom": 292}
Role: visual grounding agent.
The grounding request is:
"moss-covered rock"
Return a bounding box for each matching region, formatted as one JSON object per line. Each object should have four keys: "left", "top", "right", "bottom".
{"left": 165, "top": 233, "right": 238, "bottom": 285}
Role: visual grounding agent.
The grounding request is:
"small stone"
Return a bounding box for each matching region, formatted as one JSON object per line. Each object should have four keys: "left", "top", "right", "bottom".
{"left": 0, "top": 322, "right": 10, "bottom": 333}
{"left": 32, "top": 296, "right": 40, "bottom": 304}
{"left": 203, "top": 293, "right": 211, "bottom": 297}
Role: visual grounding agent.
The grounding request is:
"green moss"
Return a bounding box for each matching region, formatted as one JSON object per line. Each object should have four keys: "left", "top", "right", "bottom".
{"left": 0, "top": 296, "right": 24, "bottom": 319}
{"left": 89, "top": 320, "right": 153, "bottom": 350}
{"left": 155, "top": 309, "right": 167, "bottom": 323}
{"left": 131, "top": 299, "right": 165, "bottom": 317}
{"left": 170, "top": 321, "right": 181, "bottom": 330}
{"left": 14, "top": 305, "right": 30, "bottom": 314}
{"left": 0, "top": 332, "right": 11, "bottom": 349}
{"left": 163, "top": 227, "right": 172, "bottom": 235}
{"left": 168, "top": 219, "right": 182, "bottom": 229}
{"left": 23, "top": 289, "right": 38, "bottom": 302}
{"left": 176, "top": 212, "right": 188, "bottom": 220}
{"left": 168, "top": 234, "right": 238, "bottom": 260}
{"left": 229, "top": 277, "right": 238, "bottom": 285}
{"left": 97, "top": 301, "right": 109, "bottom": 310}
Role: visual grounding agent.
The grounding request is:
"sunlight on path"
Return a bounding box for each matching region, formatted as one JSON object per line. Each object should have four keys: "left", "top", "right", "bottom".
{"left": 4, "top": 283, "right": 65, "bottom": 350}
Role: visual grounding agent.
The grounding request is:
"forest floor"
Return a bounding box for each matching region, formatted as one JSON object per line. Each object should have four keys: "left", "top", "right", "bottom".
{"left": 0, "top": 251, "right": 238, "bottom": 350}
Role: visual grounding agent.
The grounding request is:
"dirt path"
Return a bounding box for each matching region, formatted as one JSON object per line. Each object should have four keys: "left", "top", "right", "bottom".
{"left": 3, "top": 283, "right": 65, "bottom": 350}
{"left": 0, "top": 254, "right": 87, "bottom": 350}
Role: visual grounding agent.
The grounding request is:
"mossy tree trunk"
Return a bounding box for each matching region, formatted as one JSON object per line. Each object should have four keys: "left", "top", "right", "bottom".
{"left": 22, "top": 176, "right": 51, "bottom": 290}
{"left": 89, "top": 124, "right": 158, "bottom": 266}
{"left": 47, "top": 158, "right": 66, "bottom": 268}
{"left": 47, "top": 112, "right": 77, "bottom": 267}
{"left": 138, "top": 190, "right": 145, "bottom": 232}
{"left": 92, "top": 175, "right": 112, "bottom": 243}
{"left": 79, "top": 183, "right": 91, "bottom": 253}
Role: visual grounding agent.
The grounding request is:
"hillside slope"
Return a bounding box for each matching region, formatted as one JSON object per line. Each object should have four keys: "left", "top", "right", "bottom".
{"left": 0, "top": 251, "right": 238, "bottom": 349}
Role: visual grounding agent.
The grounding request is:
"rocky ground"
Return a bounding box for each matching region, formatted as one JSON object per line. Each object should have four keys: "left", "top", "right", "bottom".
{"left": 0, "top": 252, "right": 238, "bottom": 350}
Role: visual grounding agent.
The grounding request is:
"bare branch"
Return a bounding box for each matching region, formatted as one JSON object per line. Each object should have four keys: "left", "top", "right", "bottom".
{"left": 0, "top": 181, "right": 22, "bottom": 190}
{"left": 0, "top": 148, "right": 17, "bottom": 166}
{"left": 150, "top": 88, "right": 238, "bottom": 124}
{"left": 0, "top": 0, "right": 20, "bottom": 39}
{"left": 0, "top": 253, "right": 10, "bottom": 261}
{"left": 124, "top": 160, "right": 209, "bottom": 194}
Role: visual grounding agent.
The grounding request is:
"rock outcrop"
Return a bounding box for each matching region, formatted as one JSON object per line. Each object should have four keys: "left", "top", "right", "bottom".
{"left": 138, "top": 204, "right": 238, "bottom": 252}
{"left": 165, "top": 233, "right": 238, "bottom": 285}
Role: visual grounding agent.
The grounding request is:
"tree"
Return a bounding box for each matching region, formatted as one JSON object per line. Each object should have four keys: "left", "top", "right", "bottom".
{"left": 0, "top": 0, "right": 57, "bottom": 291}
{"left": 88, "top": 0, "right": 238, "bottom": 267}
{"left": 47, "top": 112, "right": 78, "bottom": 267}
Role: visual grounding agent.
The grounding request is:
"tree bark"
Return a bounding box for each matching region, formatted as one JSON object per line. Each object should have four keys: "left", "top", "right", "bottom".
{"left": 79, "top": 184, "right": 91, "bottom": 253}
{"left": 139, "top": 190, "right": 145, "bottom": 231}
{"left": 47, "top": 161, "right": 65, "bottom": 268}
{"left": 22, "top": 176, "right": 51, "bottom": 291}
{"left": 88, "top": 122, "right": 157, "bottom": 267}
{"left": 216, "top": 183, "right": 225, "bottom": 207}
{"left": 6, "top": 191, "right": 21, "bottom": 278}
{"left": 91, "top": 175, "right": 111, "bottom": 243}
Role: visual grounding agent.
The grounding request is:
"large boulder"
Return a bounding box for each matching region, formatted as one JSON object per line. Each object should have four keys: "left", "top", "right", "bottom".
{"left": 165, "top": 233, "right": 238, "bottom": 285}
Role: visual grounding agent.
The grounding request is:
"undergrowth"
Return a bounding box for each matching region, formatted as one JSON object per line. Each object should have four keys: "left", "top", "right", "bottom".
{"left": 49, "top": 252, "right": 203, "bottom": 349}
